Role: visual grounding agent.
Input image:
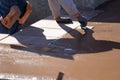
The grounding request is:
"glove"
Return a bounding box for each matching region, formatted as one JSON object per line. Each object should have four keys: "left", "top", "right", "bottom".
{"left": 1, "top": 6, "right": 21, "bottom": 29}
{"left": 18, "top": 1, "right": 32, "bottom": 25}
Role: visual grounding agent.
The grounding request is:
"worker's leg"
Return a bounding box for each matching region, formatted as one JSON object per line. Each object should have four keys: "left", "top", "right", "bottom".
{"left": 58, "top": 0, "right": 88, "bottom": 28}
{"left": 0, "top": 23, "right": 8, "bottom": 33}
{"left": 48, "top": 0, "right": 73, "bottom": 23}
{"left": 48, "top": 0, "right": 61, "bottom": 19}
{"left": 58, "top": 0, "right": 79, "bottom": 16}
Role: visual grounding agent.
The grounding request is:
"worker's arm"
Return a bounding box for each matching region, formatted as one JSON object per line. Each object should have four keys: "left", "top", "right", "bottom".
{"left": 18, "top": 1, "right": 32, "bottom": 25}
{"left": 1, "top": 6, "right": 21, "bottom": 29}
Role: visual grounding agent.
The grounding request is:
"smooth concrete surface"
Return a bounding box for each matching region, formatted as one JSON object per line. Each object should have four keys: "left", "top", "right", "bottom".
{"left": 0, "top": 34, "right": 9, "bottom": 40}
{"left": 0, "top": 0, "right": 120, "bottom": 80}
{"left": 0, "top": 16, "right": 80, "bottom": 47}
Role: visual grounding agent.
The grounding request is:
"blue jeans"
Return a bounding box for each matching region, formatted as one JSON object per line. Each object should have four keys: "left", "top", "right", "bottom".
{"left": 0, "top": 22, "right": 22, "bottom": 35}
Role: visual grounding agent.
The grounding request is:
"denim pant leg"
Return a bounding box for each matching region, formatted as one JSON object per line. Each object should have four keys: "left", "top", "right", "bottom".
{"left": 0, "top": 23, "right": 8, "bottom": 34}
{"left": 8, "top": 22, "right": 22, "bottom": 35}
{"left": 0, "top": 22, "right": 22, "bottom": 34}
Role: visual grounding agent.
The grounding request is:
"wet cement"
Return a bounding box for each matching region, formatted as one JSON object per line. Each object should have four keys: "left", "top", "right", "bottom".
{"left": 0, "top": 0, "right": 120, "bottom": 80}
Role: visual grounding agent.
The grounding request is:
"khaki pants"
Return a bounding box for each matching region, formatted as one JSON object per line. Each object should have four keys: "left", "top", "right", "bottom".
{"left": 48, "top": 0, "right": 79, "bottom": 17}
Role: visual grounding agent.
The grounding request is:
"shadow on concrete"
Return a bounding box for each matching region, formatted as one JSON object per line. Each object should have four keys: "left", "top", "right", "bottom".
{"left": 10, "top": 27, "right": 47, "bottom": 53}
{"left": 8, "top": 0, "right": 120, "bottom": 59}
{"left": 10, "top": 24, "right": 120, "bottom": 60}
{"left": 74, "top": 29, "right": 120, "bottom": 53}
{"left": 44, "top": 24, "right": 120, "bottom": 59}
{"left": 90, "top": 0, "right": 120, "bottom": 23}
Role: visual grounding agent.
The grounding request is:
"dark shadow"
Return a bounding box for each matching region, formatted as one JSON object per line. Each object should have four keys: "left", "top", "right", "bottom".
{"left": 0, "top": 79, "right": 10, "bottom": 80}
{"left": 10, "top": 27, "right": 48, "bottom": 54}
{"left": 58, "top": 24, "right": 83, "bottom": 39}
{"left": 44, "top": 24, "right": 120, "bottom": 58}
{"left": 10, "top": 24, "right": 120, "bottom": 60}
{"left": 72, "top": 29, "right": 120, "bottom": 53}
{"left": 90, "top": 0, "right": 120, "bottom": 23}
{"left": 8, "top": 0, "right": 120, "bottom": 59}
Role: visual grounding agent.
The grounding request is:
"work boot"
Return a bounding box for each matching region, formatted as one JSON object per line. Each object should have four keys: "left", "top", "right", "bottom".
{"left": 77, "top": 16, "right": 88, "bottom": 30}
{"left": 56, "top": 17, "right": 72, "bottom": 24}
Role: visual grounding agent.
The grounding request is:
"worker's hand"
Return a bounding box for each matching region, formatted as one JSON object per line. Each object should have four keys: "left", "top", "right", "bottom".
{"left": 19, "top": 1, "right": 32, "bottom": 25}
{"left": 1, "top": 6, "right": 21, "bottom": 29}
{"left": 2, "top": 15, "right": 11, "bottom": 27}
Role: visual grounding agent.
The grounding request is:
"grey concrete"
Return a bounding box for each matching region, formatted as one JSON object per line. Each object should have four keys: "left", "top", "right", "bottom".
{"left": 74, "top": 0, "right": 110, "bottom": 9}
